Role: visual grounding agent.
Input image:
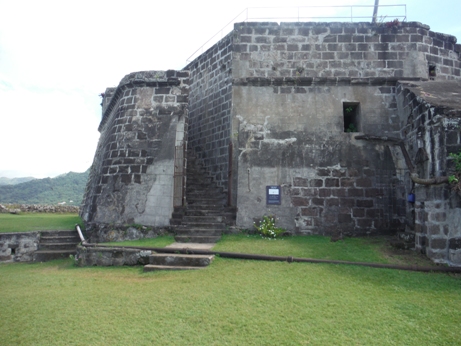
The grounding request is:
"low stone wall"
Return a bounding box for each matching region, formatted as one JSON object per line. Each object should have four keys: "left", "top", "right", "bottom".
{"left": 0, "top": 204, "right": 80, "bottom": 213}
{"left": 75, "top": 245, "right": 153, "bottom": 266}
{"left": 84, "top": 223, "right": 173, "bottom": 243}
{"left": 0, "top": 232, "right": 39, "bottom": 262}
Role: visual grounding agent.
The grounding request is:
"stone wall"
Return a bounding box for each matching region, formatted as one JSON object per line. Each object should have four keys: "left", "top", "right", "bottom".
{"left": 0, "top": 204, "right": 80, "bottom": 214}
{"left": 86, "top": 225, "right": 172, "bottom": 244}
{"left": 80, "top": 70, "right": 189, "bottom": 234}
{"left": 76, "top": 245, "right": 153, "bottom": 266}
{"left": 184, "top": 33, "right": 234, "bottom": 195}
{"left": 233, "top": 79, "right": 405, "bottom": 234}
{"left": 397, "top": 80, "right": 461, "bottom": 265}
{"left": 0, "top": 232, "right": 39, "bottom": 262}
{"left": 232, "top": 21, "right": 460, "bottom": 80}
{"left": 182, "top": 20, "right": 460, "bottom": 236}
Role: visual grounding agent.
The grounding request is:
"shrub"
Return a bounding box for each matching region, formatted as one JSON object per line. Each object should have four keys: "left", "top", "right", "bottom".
{"left": 254, "top": 215, "right": 285, "bottom": 239}
{"left": 449, "top": 151, "right": 461, "bottom": 193}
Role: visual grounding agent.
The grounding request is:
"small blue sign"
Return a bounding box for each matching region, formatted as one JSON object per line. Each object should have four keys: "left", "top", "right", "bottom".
{"left": 266, "top": 185, "right": 281, "bottom": 205}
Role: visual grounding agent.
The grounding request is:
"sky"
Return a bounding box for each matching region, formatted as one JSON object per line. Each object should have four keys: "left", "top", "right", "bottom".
{"left": 0, "top": 0, "right": 460, "bottom": 179}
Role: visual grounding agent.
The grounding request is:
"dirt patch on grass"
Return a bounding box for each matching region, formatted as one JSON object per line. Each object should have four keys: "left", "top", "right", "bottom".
{"left": 363, "top": 236, "right": 438, "bottom": 267}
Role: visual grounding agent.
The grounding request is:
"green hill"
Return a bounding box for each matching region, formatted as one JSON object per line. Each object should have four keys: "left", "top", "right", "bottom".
{"left": 0, "top": 177, "right": 36, "bottom": 186}
{"left": 0, "top": 170, "right": 89, "bottom": 205}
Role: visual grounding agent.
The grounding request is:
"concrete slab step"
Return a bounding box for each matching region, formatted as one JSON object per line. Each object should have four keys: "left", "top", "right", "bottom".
{"left": 143, "top": 265, "right": 204, "bottom": 272}
{"left": 174, "top": 235, "right": 221, "bottom": 243}
{"left": 174, "top": 229, "right": 222, "bottom": 236}
{"left": 149, "top": 254, "right": 215, "bottom": 266}
{"left": 165, "top": 242, "right": 216, "bottom": 250}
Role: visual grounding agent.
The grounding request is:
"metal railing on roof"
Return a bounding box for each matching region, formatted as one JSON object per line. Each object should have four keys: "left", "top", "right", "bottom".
{"left": 185, "top": 5, "right": 407, "bottom": 64}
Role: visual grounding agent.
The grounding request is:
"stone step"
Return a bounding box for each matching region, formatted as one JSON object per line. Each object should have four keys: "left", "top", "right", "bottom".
{"left": 172, "top": 210, "right": 235, "bottom": 219}
{"left": 173, "top": 222, "right": 225, "bottom": 229}
{"left": 33, "top": 249, "right": 76, "bottom": 262}
{"left": 186, "top": 183, "right": 220, "bottom": 190}
{"left": 173, "top": 151, "right": 234, "bottom": 244}
{"left": 183, "top": 205, "right": 228, "bottom": 212}
{"left": 143, "top": 265, "right": 204, "bottom": 272}
{"left": 148, "top": 253, "right": 214, "bottom": 267}
{"left": 40, "top": 236, "right": 80, "bottom": 243}
{"left": 183, "top": 215, "right": 224, "bottom": 223}
{"left": 40, "top": 230, "right": 78, "bottom": 237}
{"left": 38, "top": 242, "right": 80, "bottom": 251}
{"left": 174, "top": 235, "right": 221, "bottom": 243}
{"left": 186, "top": 190, "right": 225, "bottom": 197}
{"left": 187, "top": 196, "right": 226, "bottom": 203}
{"left": 186, "top": 176, "right": 214, "bottom": 183}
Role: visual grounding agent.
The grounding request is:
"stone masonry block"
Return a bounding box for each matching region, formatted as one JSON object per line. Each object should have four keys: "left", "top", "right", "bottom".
{"left": 430, "top": 238, "right": 447, "bottom": 250}
{"left": 338, "top": 214, "right": 352, "bottom": 224}
{"left": 310, "top": 179, "right": 324, "bottom": 187}
{"left": 291, "top": 197, "right": 309, "bottom": 207}
{"left": 293, "top": 177, "right": 309, "bottom": 187}
{"left": 325, "top": 178, "right": 339, "bottom": 187}
{"left": 301, "top": 207, "right": 319, "bottom": 217}
{"left": 430, "top": 212, "right": 447, "bottom": 222}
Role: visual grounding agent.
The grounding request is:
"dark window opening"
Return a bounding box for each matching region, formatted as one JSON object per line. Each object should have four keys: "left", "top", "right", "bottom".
{"left": 429, "top": 65, "right": 436, "bottom": 80}
{"left": 11, "top": 248, "right": 16, "bottom": 255}
{"left": 343, "top": 103, "right": 360, "bottom": 133}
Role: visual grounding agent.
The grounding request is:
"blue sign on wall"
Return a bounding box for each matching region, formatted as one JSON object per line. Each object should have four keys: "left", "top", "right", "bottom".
{"left": 266, "top": 185, "right": 281, "bottom": 205}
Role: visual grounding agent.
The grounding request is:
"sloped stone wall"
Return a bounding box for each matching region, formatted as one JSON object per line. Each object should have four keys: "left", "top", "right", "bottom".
{"left": 80, "top": 70, "right": 189, "bottom": 233}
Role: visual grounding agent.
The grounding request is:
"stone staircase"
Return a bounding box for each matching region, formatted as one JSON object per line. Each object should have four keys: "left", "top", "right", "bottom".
{"left": 33, "top": 230, "right": 80, "bottom": 262}
{"left": 170, "top": 152, "right": 236, "bottom": 243}
{"left": 143, "top": 253, "right": 215, "bottom": 272}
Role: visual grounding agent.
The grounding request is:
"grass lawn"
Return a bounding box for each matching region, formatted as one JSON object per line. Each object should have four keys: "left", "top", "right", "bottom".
{"left": 1, "top": 235, "right": 460, "bottom": 345}
{"left": 108, "top": 234, "right": 435, "bottom": 266}
{"left": 0, "top": 213, "right": 83, "bottom": 233}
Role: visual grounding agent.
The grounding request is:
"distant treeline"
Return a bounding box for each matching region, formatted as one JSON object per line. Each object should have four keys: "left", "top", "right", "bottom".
{"left": 0, "top": 177, "right": 35, "bottom": 185}
{"left": 0, "top": 170, "right": 89, "bottom": 205}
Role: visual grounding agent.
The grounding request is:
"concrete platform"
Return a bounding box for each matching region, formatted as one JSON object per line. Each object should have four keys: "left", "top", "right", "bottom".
{"left": 165, "top": 242, "right": 216, "bottom": 250}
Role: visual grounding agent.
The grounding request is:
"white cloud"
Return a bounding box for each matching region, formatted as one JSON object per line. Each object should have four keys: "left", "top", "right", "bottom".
{"left": 0, "top": 0, "right": 459, "bottom": 178}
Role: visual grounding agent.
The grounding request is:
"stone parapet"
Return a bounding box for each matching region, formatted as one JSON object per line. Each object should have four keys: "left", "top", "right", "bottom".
{"left": 232, "top": 21, "right": 460, "bottom": 81}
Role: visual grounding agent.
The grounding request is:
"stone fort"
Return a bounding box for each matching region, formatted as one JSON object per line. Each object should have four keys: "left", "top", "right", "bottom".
{"left": 80, "top": 20, "right": 461, "bottom": 265}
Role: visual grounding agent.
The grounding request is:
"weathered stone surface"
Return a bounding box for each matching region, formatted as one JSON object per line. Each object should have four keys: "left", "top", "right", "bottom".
{"left": 0, "top": 232, "right": 39, "bottom": 263}
{"left": 80, "top": 70, "right": 190, "bottom": 235}
{"left": 85, "top": 224, "right": 172, "bottom": 243}
{"left": 82, "top": 21, "right": 461, "bottom": 266}
{"left": 75, "top": 245, "right": 153, "bottom": 267}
